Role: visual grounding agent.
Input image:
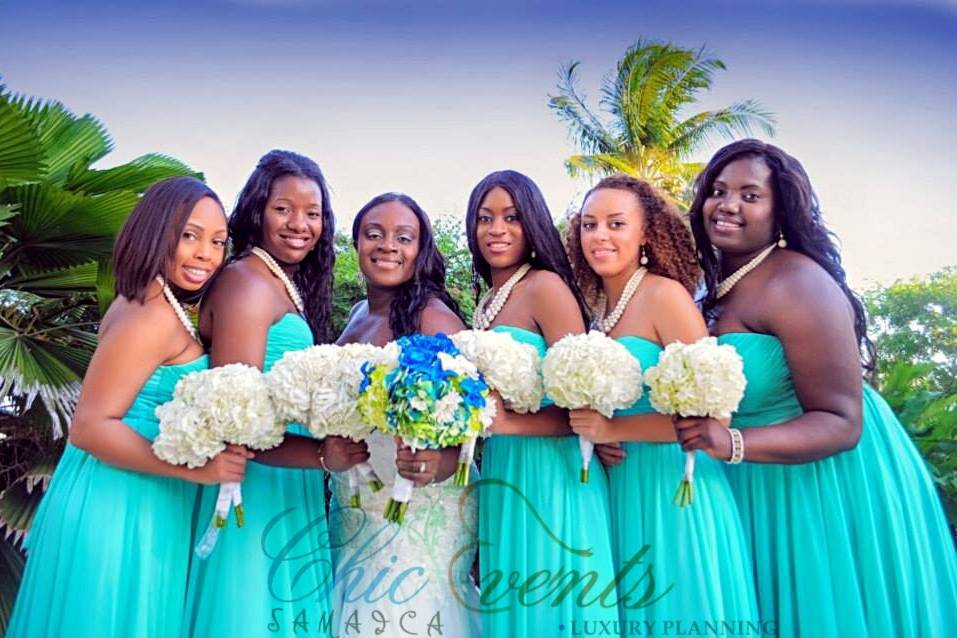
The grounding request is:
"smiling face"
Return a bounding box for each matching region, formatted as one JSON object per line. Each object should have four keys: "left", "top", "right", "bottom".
{"left": 702, "top": 155, "right": 776, "bottom": 254}
{"left": 166, "top": 196, "right": 227, "bottom": 291}
{"left": 474, "top": 186, "right": 528, "bottom": 271}
{"left": 357, "top": 200, "right": 420, "bottom": 288}
{"left": 260, "top": 174, "right": 323, "bottom": 264}
{"left": 579, "top": 187, "right": 644, "bottom": 280}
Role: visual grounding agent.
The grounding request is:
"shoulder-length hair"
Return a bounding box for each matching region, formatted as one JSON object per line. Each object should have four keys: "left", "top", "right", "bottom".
{"left": 113, "top": 176, "right": 223, "bottom": 303}
{"left": 352, "top": 192, "right": 463, "bottom": 338}
{"left": 228, "top": 149, "right": 336, "bottom": 343}
{"left": 465, "top": 169, "right": 589, "bottom": 324}
{"left": 688, "top": 138, "right": 875, "bottom": 371}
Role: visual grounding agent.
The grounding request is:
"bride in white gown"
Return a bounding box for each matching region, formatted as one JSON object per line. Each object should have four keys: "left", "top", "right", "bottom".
{"left": 328, "top": 192, "right": 481, "bottom": 637}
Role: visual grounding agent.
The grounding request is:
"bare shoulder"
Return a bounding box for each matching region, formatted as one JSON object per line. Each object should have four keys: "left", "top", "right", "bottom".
{"left": 764, "top": 250, "right": 846, "bottom": 306}
{"left": 203, "top": 258, "right": 280, "bottom": 325}
{"left": 642, "top": 273, "right": 706, "bottom": 343}
{"left": 526, "top": 268, "right": 571, "bottom": 296}
{"left": 644, "top": 272, "right": 694, "bottom": 306}
{"left": 99, "top": 295, "right": 182, "bottom": 361}
{"left": 420, "top": 296, "right": 466, "bottom": 335}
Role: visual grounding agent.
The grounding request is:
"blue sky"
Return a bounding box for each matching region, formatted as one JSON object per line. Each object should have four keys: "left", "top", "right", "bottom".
{"left": 2, "top": 0, "right": 955, "bottom": 287}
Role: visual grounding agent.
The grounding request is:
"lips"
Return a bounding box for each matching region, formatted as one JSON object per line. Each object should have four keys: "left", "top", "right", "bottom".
{"left": 710, "top": 214, "right": 744, "bottom": 234}
{"left": 279, "top": 234, "right": 311, "bottom": 250}
{"left": 590, "top": 247, "right": 617, "bottom": 260}
{"left": 371, "top": 256, "right": 403, "bottom": 270}
{"left": 485, "top": 241, "right": 512, "bottom": 254}
{"left": 181, "top": 265, "right": 212, "bottom": 284}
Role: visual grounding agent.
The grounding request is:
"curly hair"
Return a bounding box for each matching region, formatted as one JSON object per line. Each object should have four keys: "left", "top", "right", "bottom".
{"left": 465, "top": 170, "right": 590, "bottom": 325}
{"left": 566, "top": 175, "right": 701, "bottom": 309}
{"left": 352, "top": 192, "right": 464, "bottom": 338}
{"left": 228, "top": 150, "right": 336, "bottom": 343}
{"left": 688, "top": 138, "right": 875, "bottom": 372}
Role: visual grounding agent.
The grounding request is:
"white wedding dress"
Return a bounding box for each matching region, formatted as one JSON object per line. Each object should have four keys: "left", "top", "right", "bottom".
{"left": 329, "top": 432, "right": 482, "bottom": 637}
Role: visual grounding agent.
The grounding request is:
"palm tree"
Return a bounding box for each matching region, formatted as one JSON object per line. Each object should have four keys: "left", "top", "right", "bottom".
{"left": 0, "top": 78, "right": 200, "bottom": 629}
{"left": 549, "top": 39, "right": 776, "bottom": 205}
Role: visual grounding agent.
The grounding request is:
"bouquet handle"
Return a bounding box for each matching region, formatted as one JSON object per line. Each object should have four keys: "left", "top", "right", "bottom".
{"left": 383, "top": 475, "right": 414, "bottom": 524}
{"left": 454, "top": 439, "right": 477, "bottom": 487}
{"left": 673, "top": 451, "right": 695, "bottom": 507}
{"left": 578, "top": 435, "right": 594, "bottom": 483}
{"left": 194, "top": 481, "right": 243, "bottom": 559}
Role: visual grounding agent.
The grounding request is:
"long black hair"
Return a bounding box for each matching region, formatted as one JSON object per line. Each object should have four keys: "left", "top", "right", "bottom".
{"left": 465, "top": 170, "right": 590, "bottom": 324}
{"left": 114, "top": 176, "right": 224, "bottom": 303}
{"left": 688, "top": 138, "right": 875, "bottom": 371}
{"left": 352, "top": 192, "right": 464, "bottom": 338}
{"left": 228, "top": 150, "right": 335, "bottom": 343}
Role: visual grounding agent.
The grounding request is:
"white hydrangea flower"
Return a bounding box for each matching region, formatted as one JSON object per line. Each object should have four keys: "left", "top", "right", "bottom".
{"left": 434, "top": 392, "right": 463, "bottom": 425}
{"left": 541, "top": 331, "right": 643, "bottom": 418}
{"left": 644, "top": 337, "right": 746, "bottom": 418}
{"left": 450, "top": 329, "right": 544, "bottom": 414}
{"left": 153, "top": 363, "right": 284, "bottom": 468}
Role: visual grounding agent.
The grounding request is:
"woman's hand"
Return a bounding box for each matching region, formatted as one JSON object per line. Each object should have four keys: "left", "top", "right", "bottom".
{"left": 321, "top": 436, "right": 371, "bottom": 472}
{"left": 674, "top": 417, "right": 733, "bottom": 461}
{"left": 187, "top": 445, "right": 253, "bottom": 484}
{"left": 395, "top": 441, "right": 442, "bottom": 487}
{"left": 569, "top": 408, "right": 617, "bottom": 443}
{"left": 595, "top": 442, "right": 626, "bottom": 467}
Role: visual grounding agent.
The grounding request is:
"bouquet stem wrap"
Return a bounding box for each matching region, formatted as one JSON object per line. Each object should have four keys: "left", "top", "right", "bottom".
{"left": 195, "top": 482, "right": 243, "bottom": 559}
{"left": 384, "top": 448, "right": 416, "bottom": 524}
{"left": 578, "top": 436, "right": 595, "bottom": 483}
{"left": 673, "top": 451, "right": 696, "bottom": 507}
{"left": 454, "top": 439, "right": 477, "bottom": 487}
{"left": 348, "top": 462, "right": 384, "bottom": 508}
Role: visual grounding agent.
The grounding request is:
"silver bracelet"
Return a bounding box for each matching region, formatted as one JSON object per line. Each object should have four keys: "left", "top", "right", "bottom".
{"left": 727, "top": 427, "right": 745, "bottom": 464}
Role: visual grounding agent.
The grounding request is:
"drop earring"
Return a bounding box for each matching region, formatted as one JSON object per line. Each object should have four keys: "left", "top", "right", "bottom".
{"left": 639, "top": 245, "right": 649, "bottom": 266}
{"left": 777, "top": 230, "right": 787, "bottom": 248}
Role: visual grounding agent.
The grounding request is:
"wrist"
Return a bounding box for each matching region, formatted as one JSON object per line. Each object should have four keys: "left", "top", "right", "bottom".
{"left": 726, "top": 427, "right": 745, "bottom": 464}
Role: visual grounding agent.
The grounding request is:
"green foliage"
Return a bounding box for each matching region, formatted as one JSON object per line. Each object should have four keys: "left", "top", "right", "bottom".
{"left": 865, "top": 267, "right": 957, "bottom": 532}
{"left": 549, "top": 39, "right": 775, "bottom": 206}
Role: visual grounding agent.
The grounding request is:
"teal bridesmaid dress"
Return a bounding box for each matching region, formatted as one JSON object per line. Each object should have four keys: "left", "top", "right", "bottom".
{"left": 7, "top": 356, "right": 207, "bottom": 638}
{"left": 477, "top": 325, "right": 620, "bottom": 638}
{"left": 185, "top": 314, "right": 334, "bottom": 637}
{"left": 608, "top": 336, "right": 759, "bottom": 630}
{"left": 720, "top": 332, "right": 957, "bottom": 637}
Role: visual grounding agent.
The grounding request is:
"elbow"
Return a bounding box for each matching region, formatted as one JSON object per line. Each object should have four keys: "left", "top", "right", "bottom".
{"left": 837, "top": 412, "right": 863, "bottom": 453}
{"left": 67, "top": 414, "right": 94, "bottom": 453}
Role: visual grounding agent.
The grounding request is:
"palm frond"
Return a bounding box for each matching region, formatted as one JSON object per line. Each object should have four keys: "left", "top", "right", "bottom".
{"left": 548, "top": 62, "right": 617, "bottom": 155}
{"left": 669, "top": 100, "right": 776, "bottom": 157}
{"left": 0, "top": 100, "right": 45, "bottom": 187}
{"left": 96, "top": 258, "right": 115, "bottom": 316}
{"left": 67, "top": 153, "right": 202, "bottom": 194}
{"left": 0, "top": 533, "right": 26, "bottom": 632}
{"left": 3, "top": 262, "right": 98, "bottom": 295}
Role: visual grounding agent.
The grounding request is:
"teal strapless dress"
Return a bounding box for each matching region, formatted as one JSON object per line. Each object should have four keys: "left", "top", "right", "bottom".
{"left": 608, "top": 336, "right": 759, "bottom": 629}
{"left": 720, "top": 332, "right": 957, "bottom": 637}
{"left": 185, "top": 314, "right": 334, "bottom": 637}
{"left": 477, "top": 325, "right": 619, "bottom": 637}
{"left": 7, "top": 355, "right": 207, "bottom": 638}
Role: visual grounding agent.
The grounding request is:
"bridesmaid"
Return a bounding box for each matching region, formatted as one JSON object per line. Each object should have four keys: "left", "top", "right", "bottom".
{"left": 565, "top": 175, "right": 759, "bottom": 629}
{"left": 465, "top": 170, "right": 619, "bottom": 637}
{"left": 329, "top": 192, "right": 480, "bottom": 637}
{"left": 7, "top": 177, "right": 249, "bottom": 638}
{"left": 679, "top": 139, "right": 957, "bottom": 637}
{"left": 185, "top": 150, "right": 368, "bottom": 637}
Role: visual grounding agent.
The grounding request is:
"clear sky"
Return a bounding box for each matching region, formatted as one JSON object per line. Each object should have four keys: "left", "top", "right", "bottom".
{"left": 2, "top": 0, "right": 955, "bottom": 288}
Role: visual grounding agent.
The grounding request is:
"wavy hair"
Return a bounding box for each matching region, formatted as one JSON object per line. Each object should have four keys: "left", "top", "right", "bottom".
{"left": 228, "top": 150, "right": 335, "bottom": 343}
{"left": 688, "top": 138, "right": 875, "bottom": 371}
{"left": 113, "top": 176, "right": 224, "bottom": 303}
{"left": 352, "top": 192, "right": 463, "bottom": 338}
{"left": 465, "top": 170, "right": 589, "bottom": 324}
{"left": 566, "top": 175, "right": 700, "bottom": 308}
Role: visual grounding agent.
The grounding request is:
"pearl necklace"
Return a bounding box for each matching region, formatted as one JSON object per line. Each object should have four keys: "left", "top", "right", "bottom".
{"left": 593, "top": 267, "right": 647, "bottom": 333}
{"left": 251, "top": 247, "right": 304, "bottom": 314}
{"left": 156, "top": 276, "right": 200, "bottom": 343}
{"left": 715, "top": 244, "right": 776, "bottom": 299}
{"left": 472, "top": 263, "right": 532, "bottom": 330}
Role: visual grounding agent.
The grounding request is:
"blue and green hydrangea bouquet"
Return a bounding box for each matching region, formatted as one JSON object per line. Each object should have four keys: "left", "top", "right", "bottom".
{"left": 357, "top": 333, "right": 495, "bottom": 523}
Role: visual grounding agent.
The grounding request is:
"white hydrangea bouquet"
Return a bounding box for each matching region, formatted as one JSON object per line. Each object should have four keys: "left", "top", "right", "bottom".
{"left": 357, "top": 333, "right": 495, "bottom": 523}
{"left": 644, "top": 336, "right": 747, "bottom": 507}
{"left": 449, "top": 329, "right": 543, "bottom": 485}
{"left": 153, "top": 363, "right": 285, "bottom": 558}
{"left": 542, "top": 331, "right": 643, "bottom": 483}
{"left": 267, "top": 342, "right": 398, "bottom": 507}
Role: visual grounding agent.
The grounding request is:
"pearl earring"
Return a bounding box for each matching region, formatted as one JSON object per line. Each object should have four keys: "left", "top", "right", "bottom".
{"left": 639, "top": 245, "right": 649, "bottom": 266}
{"left": 777, "top": 230, "right": 787, "bottom": 248}
{"left": 530, "top": 249, "right": 536, "bottom": 259}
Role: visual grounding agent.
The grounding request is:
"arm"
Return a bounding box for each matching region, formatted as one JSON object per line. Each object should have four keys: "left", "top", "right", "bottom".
{"left": 677, "top": 261, "right": 863, "bottom": 463}
{"left": 69, "top": 306, "right": 249, "bottom": 484}
{"left": 571, "top": 278, "right": 707, "bottom": 443}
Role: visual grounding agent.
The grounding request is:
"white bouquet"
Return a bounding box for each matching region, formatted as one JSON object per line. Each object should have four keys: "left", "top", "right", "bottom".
{"left": 153, "top": 363, "right": 284, "bottom": 557}
{"left": 449, "top": 329, "right": 543, "bottom": 485}
{"left": 267, "top": 342, "right": 398, "bottom": 507}
{"left": 542, "top": 331, "right": 643, "bottom": 482}
{"left": 644, "top": 336, "right": 747, "bottom": 507}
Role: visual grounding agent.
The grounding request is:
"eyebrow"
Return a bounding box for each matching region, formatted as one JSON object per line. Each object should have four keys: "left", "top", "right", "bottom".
{"left": 714, "top": 179, "right": 765, "bottom": 190}
{"left": 479, "top": 206, "right": 517, "bottom": 213}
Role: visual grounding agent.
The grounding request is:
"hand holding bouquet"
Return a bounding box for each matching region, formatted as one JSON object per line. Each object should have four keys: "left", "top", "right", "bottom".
{"left": 357, "top": 333, "right": 495, "bottom": 523}
{"left": 542, "top": 331, "right": 643, "bottom": 483}
{"left": 644, "top": 336, "right": 746, "bottom": 507}
{"left": 153, "top": 363, "right": 284, "bottom": 557}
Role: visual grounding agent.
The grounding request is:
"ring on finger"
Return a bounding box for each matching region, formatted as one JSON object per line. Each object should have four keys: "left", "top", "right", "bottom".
{"left": 418, "top": 461, "right": 426, "bottom": 473}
